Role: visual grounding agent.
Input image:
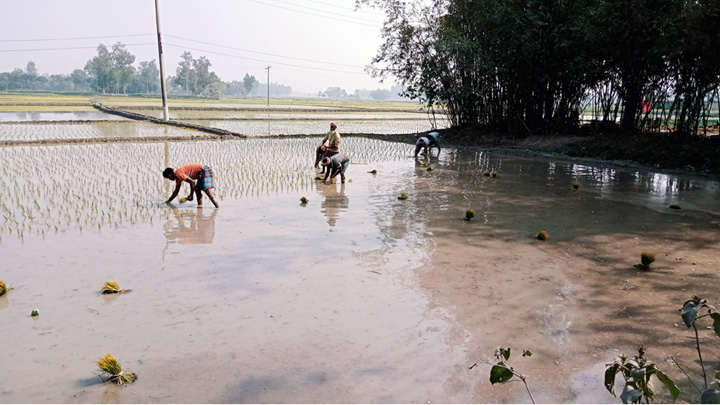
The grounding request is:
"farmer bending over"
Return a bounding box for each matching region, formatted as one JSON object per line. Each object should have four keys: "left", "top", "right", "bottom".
{"left": 316, "top": 122, "right": 341, "bottom": 171}
{"left": 163, "top": 164, "right": 219, "bottom": 208}
{"left": 320, "top": 153, "right": 350, "bottom": 184}
{"left": 415, "top": 131, "right": 441, "bottom": 157}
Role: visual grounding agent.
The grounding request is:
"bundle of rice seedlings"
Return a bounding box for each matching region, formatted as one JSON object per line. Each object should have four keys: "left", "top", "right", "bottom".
{"left": 669, "top": 204, "right": 681, "bottom": 209}
{"left": 97, "top": 353, "right": 137, "bottom": 385}
{"left": 640, "top": 252, "right": 655, "bottom": 270}
{"left": 0, "top": 280, "right": 11, "bottom": 297}
{"left": 179, "top": 197, "right": 187, "bottom": 203}
{"left": 398, "top": 192, "right": 409, "bottom": 200}
{"left": 483, "top": 170, "right": 490, "bottom": 176}
{"left": 572, "top": 182, "right": 580, "bottom": 190}
{"left": 537, "top": 230, "right": 549, "bottom": 241}
{"left": 368, "top": 170, "right": 377, "bottom": 174}
{"left": 300, "top": 197, "right": 308, "bottom": 204}
{"left": 465, "top": 209, "right": 475, "bottom": 220}
{"left": 314, "top": 176, "right": 323, "bottom": 181}
{"left": 426, "top": 167, "right": 433, "bottom": 172}
{"left": 491, "top": 171, "right": 498, "bottom": 178}
{"left": 100, "top": 281, "right": 131, "bottom": 294}
{"left": 31, "top": 309, "right": 39, "bottom": 317}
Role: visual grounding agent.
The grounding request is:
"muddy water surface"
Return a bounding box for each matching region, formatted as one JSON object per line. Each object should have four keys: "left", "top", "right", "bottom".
{"left": 1, "top": 141, "right": 719, "bottom": 403}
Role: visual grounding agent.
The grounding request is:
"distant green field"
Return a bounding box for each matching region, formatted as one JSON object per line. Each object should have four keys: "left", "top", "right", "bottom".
{"left": 0, "top": 93, "right": 423, "bottom": 112}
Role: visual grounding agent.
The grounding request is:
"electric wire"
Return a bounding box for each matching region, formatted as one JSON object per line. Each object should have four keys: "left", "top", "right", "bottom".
{"left": 244, "top": 0, "right": 382, "bottom": 27}
{"left": 164, "top": 42, "right": 368, "bottom": 75}
{"left": 164, "top": 34, "right": 366, "bottom": 68}
{"left": 0, "top": 34, "right": 155, "bottom": 43}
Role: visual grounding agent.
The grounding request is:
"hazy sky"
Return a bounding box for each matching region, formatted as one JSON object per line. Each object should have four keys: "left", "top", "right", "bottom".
{"left": 0, "top": 0, "right": 395, "bottom": 95}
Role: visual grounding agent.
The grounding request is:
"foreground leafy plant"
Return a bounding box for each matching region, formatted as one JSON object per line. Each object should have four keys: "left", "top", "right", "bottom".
{"left": 605, "top": 345, "right": 680, "bottom": 403}
{"left": 100, "top": 281, "right": 131, "bottom": 294}
{"left": 97, "top": 353, "right": 137, "bottom": 385}
{"left": 470, "top": 347, "right": 535, "bottom": 403}
{"left": 701, "top": 370, "right": 720, "bottom": 404}
{"left": 680, "top": 296, "right": 720, "bottom": 390}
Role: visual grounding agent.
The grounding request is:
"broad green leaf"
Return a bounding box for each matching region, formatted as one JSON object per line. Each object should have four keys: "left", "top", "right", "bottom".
{"left": 501, "top": 347, "right": 511, "bottom": 361}
{"left": 605, "top": 363, "right": 620, "bottom": 396}
{"left": 681, "top": 301, "right": 704, "bottom": 327}
{"left": 655, "top": 370, "right": 680, "bottom": 401}
{"left": 490, "top": 363, "right": 513, "bottom": 385}
{"left": 701, "top": 388, "right": 720, "bottom": 404}
{"left": 522, "top": 349, "right": 532, "bottom": 357}
{"left": 711, "top": 313, "right": 720, "bottom": 338}
{"left": 630, "top": 368, "right": 646, "bottom": 380}
{"left": 620, "top": 384, "right": 643, "bottom": 404}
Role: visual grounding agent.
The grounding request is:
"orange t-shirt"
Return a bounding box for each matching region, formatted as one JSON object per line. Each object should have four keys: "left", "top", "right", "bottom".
{"left": 174, "top": 164, "right": 203, "bottom": 182}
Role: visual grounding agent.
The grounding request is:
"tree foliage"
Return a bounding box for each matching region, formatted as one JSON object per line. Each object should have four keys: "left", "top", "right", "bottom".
{"left": 359, "top": 0, "right": 720, "bottom": 136}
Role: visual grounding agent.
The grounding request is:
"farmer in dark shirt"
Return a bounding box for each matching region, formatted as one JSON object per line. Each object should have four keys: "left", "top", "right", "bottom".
{"left": 320, "top": 153, "right": 350, "bottom": 184}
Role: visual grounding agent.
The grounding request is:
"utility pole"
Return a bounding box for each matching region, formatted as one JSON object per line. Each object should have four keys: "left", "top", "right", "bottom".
{"left": 265, "top": 65, "right": 271, "bottom": 106}
{"left": 154, "top": 0, "right": 169, "bottom": 121}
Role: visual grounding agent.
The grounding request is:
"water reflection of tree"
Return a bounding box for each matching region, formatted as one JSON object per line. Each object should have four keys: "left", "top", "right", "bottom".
{"left": 163, "top": 209, "right": 218, "bottom": 244}
{"left": 320, "top": 183, "right": 348, "bottom": 227}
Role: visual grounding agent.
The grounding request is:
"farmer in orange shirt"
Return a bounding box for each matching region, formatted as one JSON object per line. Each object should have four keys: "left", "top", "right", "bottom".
{"left": 162, "top": 164, "right": 219, "bottom": 208}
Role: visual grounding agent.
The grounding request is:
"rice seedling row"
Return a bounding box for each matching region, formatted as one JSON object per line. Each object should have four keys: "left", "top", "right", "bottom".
{"left": 0, "top": 122, "right": 211, "bottom": 142}
{"left": 0, "top": 137, "right": 410, "bottom": 240}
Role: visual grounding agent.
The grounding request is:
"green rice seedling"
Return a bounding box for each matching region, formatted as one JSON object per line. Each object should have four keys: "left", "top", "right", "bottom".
{"left": 483, "top": 170, "right": 490, "bottom": 176}
{"left": 465, "top": 209, "right": 475, "bottom": 220}
{"left": 100, "top": 281, "right": 131, "bottom": 294}
{"left": 300, "top": 197, "right": 308, "bottom": 204}
{"left": 31, "top": 309, "right": 39, "bottom": 317}
{"left": 398, "top": 192, "right": 409, "bottom": 200}
{"left": 0, "top": 280, "right": 11, "bottom": 296}
{"left": 97, "top": 353, "right": 137, "bottom": 385}
{"left": 491, "top": 170, "right": 498, "bottom": 178}
{"left": 537, "top": 230, "right": 549, "bottom": 241}
{"left": 640, "top": 252, "right": 655, "bottom": 270}
{"left": 572, "top": 181, "right": 580, "bottom": 190}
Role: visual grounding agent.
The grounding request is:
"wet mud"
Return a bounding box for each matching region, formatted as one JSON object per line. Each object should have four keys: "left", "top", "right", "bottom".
{"left": 1, "top": 144, "right": 719, "bottom": 403}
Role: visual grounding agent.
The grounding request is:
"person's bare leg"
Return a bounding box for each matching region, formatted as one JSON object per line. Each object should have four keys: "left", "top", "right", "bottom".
{"left": 204, "top": 188, "right": 219, "bottom": 208}
{"left": 196, "top": 187, "right": 203, "bottom": 206}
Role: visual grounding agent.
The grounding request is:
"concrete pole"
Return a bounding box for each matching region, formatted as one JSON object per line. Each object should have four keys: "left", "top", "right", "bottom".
{"left": 155, "top": 0, "right": 169, "bottom": 121}
{"left": 265, "top": 65, "right": 271, "bottom": 106}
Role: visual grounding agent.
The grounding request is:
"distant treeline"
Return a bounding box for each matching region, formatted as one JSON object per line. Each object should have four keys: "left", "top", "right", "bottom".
{"left": 362, "top": 0, "right": 720, "bottom": 136}
{"left": 0, "top": 42, "right": 406, "bottom": 101}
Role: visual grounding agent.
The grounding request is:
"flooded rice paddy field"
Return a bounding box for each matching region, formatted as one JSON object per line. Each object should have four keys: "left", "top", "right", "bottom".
{"left": 0, "top": 121, "right": 210, "bottom": 142}
{"left": 0, "top": 112, "right": 130, "bottom": 123}
{"left": 1, "top": 120, "right": 720, "bottom": 403}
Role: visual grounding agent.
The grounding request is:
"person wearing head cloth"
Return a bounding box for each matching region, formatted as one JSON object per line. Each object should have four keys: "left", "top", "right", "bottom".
{"left": 162, "top": 164, "right": 220, "bottom": 208}
{"left": 315, "top": 122, "right": 341, "bottom": 172}
{"left": 415, "top": 131, "right": 442, "bottom": 157}
{"left": 320, "top": 153, "right": 350, "bottom": 184}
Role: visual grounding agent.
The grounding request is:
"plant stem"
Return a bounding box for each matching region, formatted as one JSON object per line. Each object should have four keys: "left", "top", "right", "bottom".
{"left": 692, "top": 322, "right": 708, "bottom": 389}
{"left": 670, "top": 356, "right": 702, "bottom": 394}
{"left": 519, "top": 376, "right": 535, "bottom": 404}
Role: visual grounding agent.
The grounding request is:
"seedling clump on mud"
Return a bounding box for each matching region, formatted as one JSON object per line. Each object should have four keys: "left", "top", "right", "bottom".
{"left": 101, "top": 281, "right": 131, "bottom": 294}
{"left": 465, "top": 209, "right": 475, "bottom": 220}
{"left": 97, "top": 353, "right": 137, "bottom": 385}
{"left": 634, "top": 252, "right": 655, "bottom": 270}
{"left": 300, "top": 196, "right": 308, "bottom": 204}
{"left": 483, "top": 170, "right": 490, "bottom": 176}
{"left": 537, "top": 230, "right": 548, "bottom": 241}
{"left": 398, "top": 192, "right": 408, "bottom": 200}
{"left": 0, "top": 280, "right": 12, "bottom": 296}
{"left": 573, "top": 181, "right": 580, "bottom": 190}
